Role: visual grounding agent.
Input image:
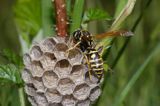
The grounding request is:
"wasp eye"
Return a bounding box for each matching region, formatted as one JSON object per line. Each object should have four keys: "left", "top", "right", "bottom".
{"left": 73, "top": 31, "right": 77, "bottom": 37}
{"left": 73, "top": 30, "right": 81, "bottom": 41}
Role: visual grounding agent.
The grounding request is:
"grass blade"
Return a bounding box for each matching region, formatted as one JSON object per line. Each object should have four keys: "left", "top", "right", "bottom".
{"left": 113, "top": 43, "right": 160, "bottom": 106}
{"left": 111, "top": 0, "right": 137, "bottom": 30}
{"left": 114, "top": 0, "right": 128, "bottom": 18}
{"left": 70, "top": 0, "right": 84, "bottom": 33}
{"left": 41, "top": 0, "right": 54, "bottom": 36}
{"left": 97, "top": 0, "right": 136, "bottom": 50}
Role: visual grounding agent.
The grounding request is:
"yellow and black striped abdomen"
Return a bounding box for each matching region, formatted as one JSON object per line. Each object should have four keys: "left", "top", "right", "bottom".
{"left": 87, "top": 49, "right": 104, "bottom": 82}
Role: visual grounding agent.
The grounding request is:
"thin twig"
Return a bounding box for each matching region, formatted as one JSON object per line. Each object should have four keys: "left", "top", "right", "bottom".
{"left": 53, "top": 0, "right": 68, "bottom": 37}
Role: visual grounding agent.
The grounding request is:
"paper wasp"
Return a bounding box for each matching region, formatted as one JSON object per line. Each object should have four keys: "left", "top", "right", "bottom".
{"left": 68, "top": 29, "right": 133, "bottom": 83}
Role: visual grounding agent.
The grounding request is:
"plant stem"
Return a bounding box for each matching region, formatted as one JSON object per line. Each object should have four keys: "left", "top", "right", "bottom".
{"left": 53, "top": 0, "right": 68, "bottom": 37}
{"left": 70, "top": 0, "right": 84, "bottom": 33}
{"left": 95, "top": 0, "right": 151, "bottom": 105}
{"left": 110, "top": 0, "right": 137, "bottom": 31}
{"left": 111, "top": 0, "right": 153, "bottom": 69}
{"left": 96, "top": 0, "right": 136, "bottom": 49}
{"left": 111, "top": 16, "right": 141, "bottom": 69}
{"left": 18, "top": 88, "right": 25, "bottom": 106}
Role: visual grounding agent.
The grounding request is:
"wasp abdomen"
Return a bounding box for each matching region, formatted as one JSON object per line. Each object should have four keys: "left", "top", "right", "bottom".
{"left": 87, "top": 49, "right": 104, "bottom": 81}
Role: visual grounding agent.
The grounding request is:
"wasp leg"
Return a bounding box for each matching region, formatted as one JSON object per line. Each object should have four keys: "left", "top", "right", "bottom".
{"left": 66, "top": 42, "right": 81, "bottom": 52}
{"left": 65, "top": 42, "right": 81, "bottom": 57}
{"left": 83, "top": 54, "right": 92, "bottom": 81}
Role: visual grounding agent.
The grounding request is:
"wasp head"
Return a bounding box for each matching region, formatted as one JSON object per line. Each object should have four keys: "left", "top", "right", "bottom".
{"left": 73, "top": 29, "right": 92, "bottom": 43}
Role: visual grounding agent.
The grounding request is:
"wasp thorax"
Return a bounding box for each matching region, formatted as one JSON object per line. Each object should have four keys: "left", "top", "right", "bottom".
{"left": 22, "top": 36, "right": 102, "bottom": 106}
{"left": 73, "top": 29, "right": 92, "bottom": 42}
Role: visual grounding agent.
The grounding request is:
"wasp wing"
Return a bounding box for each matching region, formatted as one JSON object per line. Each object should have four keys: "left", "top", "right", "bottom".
{"left": 94, "top": 30, "right": 134, "bottom": 40}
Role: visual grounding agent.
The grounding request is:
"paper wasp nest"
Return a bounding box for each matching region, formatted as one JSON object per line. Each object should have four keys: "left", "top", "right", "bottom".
{"left": 22, "top": 36, "right": 102, "bottom": 106}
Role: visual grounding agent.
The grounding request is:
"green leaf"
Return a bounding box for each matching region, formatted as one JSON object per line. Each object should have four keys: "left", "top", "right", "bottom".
{"left": 83, "top": 8, "right": 111, "bottom": 23}
{"left": 0, "top": 64, "right": 23, "bottom": 85}
{"left": 0, "top": 49, "right": 23, "bottom": 67}
{"left": 14, "top": 0, "right": 41, "bottom": 44}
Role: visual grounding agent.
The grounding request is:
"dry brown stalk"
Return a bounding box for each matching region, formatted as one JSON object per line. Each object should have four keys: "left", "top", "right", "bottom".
{"left": 53, "top": 0, "right": 68, "bottom": 37}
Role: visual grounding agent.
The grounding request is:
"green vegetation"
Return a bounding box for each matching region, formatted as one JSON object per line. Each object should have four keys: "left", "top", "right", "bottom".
{"left": 0, "top": 0, "right": 160, "bottom": 106}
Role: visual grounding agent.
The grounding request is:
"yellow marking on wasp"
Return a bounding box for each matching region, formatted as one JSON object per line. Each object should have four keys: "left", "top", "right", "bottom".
{"left": 91, "top": 54, "right": 96, "bottom": 59}
{"left": 95, "top": 71, "right": 103, "bottom": 74}
{"left": 91, "top": 63, "right": 103, "bottom": 67}
{"left": 89, "top": 58, "right": 102, "bottom": 63}
{"left": 89, "top": 51, "right": 98, "bottom": 54}
{"left": 92, "top": 68, "right": 104, "bottom": 71}
{"left": 97, "top": 75, "right": 101, "bottom": 78}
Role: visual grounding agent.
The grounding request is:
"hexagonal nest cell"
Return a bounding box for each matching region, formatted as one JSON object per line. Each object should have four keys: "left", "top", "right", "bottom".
{"left": 30, "top": 46, "right": 43, "bottom": 60}
{"left": 68, "top": 48, "right": 83, "bottom": 65}
{"left": 45, "top": 89, "right": 62, "bottom": 103}
{"left": 23, "top": 54, "right": 32, "bottom": 67}
{"left": 54, "top": 43, "right": 69, "bottom": 59}
{"left": 40, "top": 38, "right": 56, "bottom": 52}
{"left": 54, "top": 59, "right": 71, "bottom": 78}
{"left": 42, "top": 71, "right": 59, "bottom": 89}
{"left": 73, "top": 83, "right": 90, "bottom": 101}
{"left": 57, "top": 78, "right": 75, "bottom": 95}
{"left": 22, "top": 36, "right": 102, "bottom": 106}
{"left": 62, "top": 95, "right": 77, "bottom": 106}
{"left": 40, "top": 52, "right": 57, "bottom": 70}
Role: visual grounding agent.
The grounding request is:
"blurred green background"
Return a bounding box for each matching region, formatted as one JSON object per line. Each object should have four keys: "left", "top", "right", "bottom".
{"left": 0, "top": 0, "right": 160, "bottom": 106}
